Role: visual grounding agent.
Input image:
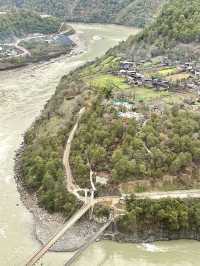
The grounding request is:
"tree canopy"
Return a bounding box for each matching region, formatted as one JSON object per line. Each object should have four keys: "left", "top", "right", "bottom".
{"left": 0, "top": 10, "right": 61, "bottom": 42}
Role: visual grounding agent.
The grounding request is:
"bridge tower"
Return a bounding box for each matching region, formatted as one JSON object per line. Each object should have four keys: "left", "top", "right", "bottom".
{"left": 89, "top": 189, "right": 95, "bottom": 220}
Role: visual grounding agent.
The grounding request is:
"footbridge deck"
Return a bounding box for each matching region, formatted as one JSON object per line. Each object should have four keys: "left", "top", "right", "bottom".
{"left": 65, "top": 219, "right": 113, "bottom": 266}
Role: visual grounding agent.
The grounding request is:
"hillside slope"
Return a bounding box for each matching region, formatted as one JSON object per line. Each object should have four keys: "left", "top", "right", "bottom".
{"left": 112, "top": 0, "right": 200, "bottom": 60}
{"left": 0, "top": 9, "right": 61, "bottom": 42}
{"left": 15, "top": 0, "right": 200, "bottom": 240}
{"left": 0, "top": 0, "right": 166, "bottom": 28}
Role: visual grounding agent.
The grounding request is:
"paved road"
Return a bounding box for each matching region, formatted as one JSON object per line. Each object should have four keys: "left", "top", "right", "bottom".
{"left": 134, "top": 189, "right": 200, "bottom": 200}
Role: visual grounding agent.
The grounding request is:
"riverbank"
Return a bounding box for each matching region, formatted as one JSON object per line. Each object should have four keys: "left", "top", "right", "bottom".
{"left": 104, "top": 229, "right": 200, "bottom": 244}
{"left": 0, "top": 23, "right": 148, "bottom": 265}
{"left": 15, "top": 144, "right": 102, "bottom": 252}
{"left": 15, "top": 142, "right": 200, "bottom": 254}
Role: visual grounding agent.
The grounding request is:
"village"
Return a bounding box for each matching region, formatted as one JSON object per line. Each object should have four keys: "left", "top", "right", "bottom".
{"left": 94, "top": 57, "right": 200, "bottom": 123}
{"left": 0, "top": 31, "right": 75, "bottom": 62}
{"left": 0, "top": 44, "right": 22, "bottom": 58}
{"left": 118, "top": 59, "right": 200, "bottom": 94}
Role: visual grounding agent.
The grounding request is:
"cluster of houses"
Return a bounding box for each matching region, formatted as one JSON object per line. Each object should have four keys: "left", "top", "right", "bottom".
{"left": 112, "top": 98, "right": 145, "bottom": 122}
{"left": 0, "top": 45, "right": 20, "bottom": 59}
{"left": 118, "top": 60, "right": 200, "bottom": 100}
{"left": 29, "top": 33, "right": 74, "bottom": 48}
{"left": 180, "top": 62, "right": 200, "bottom": 77}
{"left": 118, "top": 61, "right": 170, "bottom": 90}
{"left": 179, "top": 62, "right": 200, "bottom": 101}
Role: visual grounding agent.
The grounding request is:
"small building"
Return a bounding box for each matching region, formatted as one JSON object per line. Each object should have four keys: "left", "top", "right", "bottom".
{"left": 127, "top": 70, "right": 137, "bottom": 77}
{"left": 112, "top": 99, "right": 135, "bottom": 111}
{"left": 120, "top": 61, "right": 135, "bottom": 70}
{"left": 195, "top": 70, "right": 200, "bottom": 77}
{"left": 152, "top": 78, "right": 169, "bottom": 90}
{"left": 95, "top": 175, "right": 108, "bottom": 185}
{"left": 118, "top": 111, "right": 144, "bottom": 121}
{"left": 187, "top": 83, "right": 198, "bottom": 90}
{"left": 119, "top": 69, "right": 127, "bottom": 77}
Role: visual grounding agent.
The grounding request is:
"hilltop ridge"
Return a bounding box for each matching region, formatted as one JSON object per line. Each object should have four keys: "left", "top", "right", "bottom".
{"left": 0, "top": 9, "right": 61, "bottom": 42}
{"left": 0, "top": 0, "right": 166, "bottom": 28}
{"left": 112, "top": 0, "right": 200, "bottom": 61}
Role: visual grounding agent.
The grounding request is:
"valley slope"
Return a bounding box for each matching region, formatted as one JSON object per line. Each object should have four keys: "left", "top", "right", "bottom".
{"left": 0, "top": 0, "right": 166, "bottom": 28}
{"left": 111, "top": 0, "right": 200, "bottom": 61}
{"left": 15, "top": 0, "right": 200, "bottom": 243}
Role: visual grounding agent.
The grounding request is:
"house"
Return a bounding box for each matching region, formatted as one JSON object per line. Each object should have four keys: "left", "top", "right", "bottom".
{"left": 120, "top": 61, "right": 135, "bottom": 70}
{"left": 135, "top": 73, "right": 144, "bottom": 79}
{"left": 112, "top": 99, "right": 135, "bottom": 111}
{"left": 152, "top": 78, "right": 169, "bottom": 90}
{"left": 127, "top": 76, "right": 136, "bottom": 85}
{"left": 144, "top": 78, "right": 153, "bottom": 87}
{"left": 195, "top": 70, "right": 200, "bottom": 77}
{"left": 119, "top": 69, "right": 127, "bottom": 77}
{"left": 187, "top": 83, "right": 198, "bottom": 90}
{"left": 118, "top": 111, "right": 144, "bottom": 121}
{"left": 127, "top": 70, "right": 137, "bottom": 77}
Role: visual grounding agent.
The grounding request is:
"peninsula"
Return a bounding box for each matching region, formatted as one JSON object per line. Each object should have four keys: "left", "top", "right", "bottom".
{"left": 13, "top": 0, "right": 200, "bottom": 263}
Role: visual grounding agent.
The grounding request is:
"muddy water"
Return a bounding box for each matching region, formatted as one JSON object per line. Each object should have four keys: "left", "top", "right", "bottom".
{"left": 0, "top": 23, "right": 200, "bottom": 266}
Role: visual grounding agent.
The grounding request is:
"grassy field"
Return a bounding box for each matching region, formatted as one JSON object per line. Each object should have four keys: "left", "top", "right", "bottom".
{"left": 126, "top": 86, "right": 185, "bottom": 104}
{"left": 80, "top": 56, "right": 120, "bottom": 78}
{"left": 89, "top": 74, "right": 129, "bottom": 90}
{"left": 157, "top": 67, "right": 177, "bottom": 76}
{"left": 144, "top": 66, "right": 178, "bottom": 78}
{"left": 166, "top": 72, "right": 190, "bottom": 81}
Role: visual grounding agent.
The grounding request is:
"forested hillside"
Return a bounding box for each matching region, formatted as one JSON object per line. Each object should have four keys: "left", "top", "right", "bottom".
{"left": 0, "top": 0, "right": 166, "bottom": 28}
{"left": 0, "top": 10, "right": 61, "bottom": 42}
{"left": 12, "top": 0, "right": 200, "bottom": 239}
{"left": 113, "top": 0, "right": 200, "bottom": 60}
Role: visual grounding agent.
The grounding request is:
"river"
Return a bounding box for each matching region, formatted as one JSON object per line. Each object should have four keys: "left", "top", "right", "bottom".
{"left": 0, "top": 23, "right": 200, "bottom": 266}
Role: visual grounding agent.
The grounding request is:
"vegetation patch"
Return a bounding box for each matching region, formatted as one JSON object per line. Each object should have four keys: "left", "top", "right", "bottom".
{"left": 70, "top": 98, "right": 200, "bottom": 191}
{"left": 0, "top": 10, "right": 61, "bottom": 42}
{"left": 19, "top": 70, "right": 89, "bottom": 217}
{"left": 89, "top": 74, "right": 129, "bottom": 91}
{"left": 0, "top": 0, "right": 166, "bottom": 28}
{"left": 111, "top": 0, "right": 200, "bottom": 60}
{"left": 157, "top": 67, "right": 177, "bottom": 76}
{"left": 118, "top": 197, "right": 200, "bottom": 234}
{"left": 166, "top": 73, "right": 190, "bottom": 82}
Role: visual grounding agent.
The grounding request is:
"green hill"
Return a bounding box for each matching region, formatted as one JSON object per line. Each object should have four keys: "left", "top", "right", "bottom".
{"left": 0, "top": 0, "right": 166, "bottom": 28}
{"left": 0, "top": 9, "right": 61, "bottom": 42}
{"left": 112, "top": 0, "right": 200, "bottom": 60}
{"left": 13, "top": 0, "right": 200, "bottom": 238}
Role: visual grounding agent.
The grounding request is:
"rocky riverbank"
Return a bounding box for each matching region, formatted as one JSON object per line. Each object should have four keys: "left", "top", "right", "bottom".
{"left": 104, "top": 229, "right": 200, "bottom": 244}
{"left": 15, "top": 144, "right": 102, "bottom": 252}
